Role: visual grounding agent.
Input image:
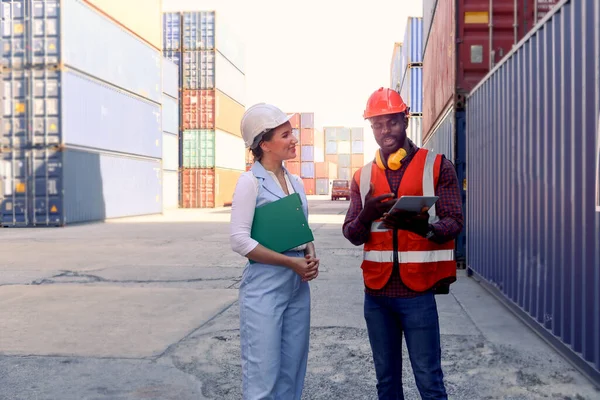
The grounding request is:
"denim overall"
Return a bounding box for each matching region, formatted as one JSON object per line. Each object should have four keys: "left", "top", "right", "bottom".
{"left": 239, "top": 161, "right": 311, "bottom": 400}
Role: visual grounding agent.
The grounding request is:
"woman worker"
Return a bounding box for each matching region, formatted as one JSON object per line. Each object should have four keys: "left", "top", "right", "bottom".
{"left": 230, "top": 103, "right": 320, "bottom": 399}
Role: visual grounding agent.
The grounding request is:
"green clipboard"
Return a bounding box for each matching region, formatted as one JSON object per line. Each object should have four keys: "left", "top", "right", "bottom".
{"left": 250, "top": 193, "right": 314, "bottom": 261}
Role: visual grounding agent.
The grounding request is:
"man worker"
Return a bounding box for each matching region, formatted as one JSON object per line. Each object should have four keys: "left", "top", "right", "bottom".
{"left": 342, "top": 87, "right": 463, "bottom": 399}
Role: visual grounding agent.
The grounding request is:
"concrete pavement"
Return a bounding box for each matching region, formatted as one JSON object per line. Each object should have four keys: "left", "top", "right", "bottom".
{"left": 0, "top": 197, "right": 598, "bottom": 399}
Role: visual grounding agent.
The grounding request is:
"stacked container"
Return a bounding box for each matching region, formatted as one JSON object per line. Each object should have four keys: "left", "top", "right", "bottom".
{"left": 162, "top": 11, "right": 246, "bottom": 208}
{"left": 323, "top": 127, "right": 364, "bottom": 186}
{"left": 283, "top": 112, "right": 320, "bottom": 195}
{"left": 1, "top": 0, "right": 164, "bottom": 226}
{"left": 420, "top": 0, "right": 561, "bottom": 260}
{"left": 396, "top": 16, "right": 423, "bottom": 147}
{"left": 390, "top": 42, "right": 403, "bottom": 92}
{"left": 162, "top": 58, "right": 180, "bottom": 210}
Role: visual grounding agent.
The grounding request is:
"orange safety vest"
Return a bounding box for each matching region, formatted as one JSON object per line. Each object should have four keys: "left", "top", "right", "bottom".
{"left": 355, "top": 148, "right": 456, "bottom": 292}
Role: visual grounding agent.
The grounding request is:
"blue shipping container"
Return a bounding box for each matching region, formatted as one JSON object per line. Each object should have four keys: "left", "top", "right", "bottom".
{"left": 422, "top": 107, "right": 466, "bottom": 262}
{"left": 162, "top": 58, "right": 180, "bottom": 99}
{"left": 1, "top": 0, "right": 162, "bottom": 104}
{"left": 301, "top": 145, "right": 314, "bottom": 162}
{"left": 162, "top": 95, "right": 179, "bottom": 135}
{"left": 164, "top": 11, "right": 245, "bottom": 73}
{"left": 351, "top": 140, "right": 364, "bottom": 154}
{"left": 1, "top": 69, "right": 161, "bottom": 157}
{"left": 163, "top": 50, "right": 181, "bottom": 67}
{"left": 338, "top": 154, "right": 351, "bottom": 168}
{"left": 401, "top": 16, "right": 423, "bottom": 66}
{"left": 326, "top": 141, "right": 337, "bottom": 155}
{"left": 466, "top": 0, "right": 600, "bottom": 383}
{"left": 400, "top": 66, "right": 423, "bottom": 114}
{"left": 1, "top": 148, "right": 162, "bottom": 226}
{"left": 300, "top": 162, "right": 314, "bottom": 179}
{"left": 163, "top": 12, "right": 181, "bottom": 50}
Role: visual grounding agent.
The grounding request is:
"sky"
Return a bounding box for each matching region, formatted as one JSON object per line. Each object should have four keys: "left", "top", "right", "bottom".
{"left": 163, "top": 0, "right": 424, "bottom": 158}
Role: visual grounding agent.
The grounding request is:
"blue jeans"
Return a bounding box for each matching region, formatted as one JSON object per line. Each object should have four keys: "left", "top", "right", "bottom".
{"left": 364, "top": 292, "right": 447, "bottom": 400}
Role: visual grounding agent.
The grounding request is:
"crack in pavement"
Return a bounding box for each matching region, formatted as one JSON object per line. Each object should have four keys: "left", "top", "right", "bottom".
{"left": 30, "top": 271, "right": 242, "bottom": 286}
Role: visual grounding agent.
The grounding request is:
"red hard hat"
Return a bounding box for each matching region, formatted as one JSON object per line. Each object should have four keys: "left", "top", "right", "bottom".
{"left": 363, "top": 87, "right": 409, "bottom": 119}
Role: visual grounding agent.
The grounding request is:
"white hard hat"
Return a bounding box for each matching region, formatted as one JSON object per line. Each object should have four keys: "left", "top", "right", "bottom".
{"left": 241, "top": 103, "right": 294, "bottom": 149}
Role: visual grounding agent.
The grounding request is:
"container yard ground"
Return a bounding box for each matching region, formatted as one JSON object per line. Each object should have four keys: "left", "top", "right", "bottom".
{"left": 0, "top": 198, "right": 598, "bottom": 400}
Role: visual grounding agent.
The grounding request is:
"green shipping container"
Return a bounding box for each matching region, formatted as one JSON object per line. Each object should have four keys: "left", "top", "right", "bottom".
{"left": 183, "top": 129, "right": 215, "bottom": 168}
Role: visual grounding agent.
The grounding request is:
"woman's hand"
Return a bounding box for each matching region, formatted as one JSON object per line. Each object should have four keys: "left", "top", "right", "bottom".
{"left": 287, "top": 255, "right": 319, "bottom": 282}
{"left": 302, "top": 254, "right": 319, "bottom": 282}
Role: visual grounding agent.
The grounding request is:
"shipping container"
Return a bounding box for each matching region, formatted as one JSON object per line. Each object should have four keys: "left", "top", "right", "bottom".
{"left": 162, "top": 132, "right": 178, "bottom": 171}
{"left": 215, "top": 167, "right": 243, "bottom": 207}
{"left": 400, "top": 66, "right": 423, "bottom": 114}
{"left": 181, "top": 168, "right": 214, "bottom": 208}
{"left": 182, "top": 89, "right": 244, "bottom": 135}
{"left": 351, "top": 127, "right": 364, "bottom": 141}
{"left": 162, "top": 95, "right": 179, "bottom": 134}
{"left": 162, "top": 170, "right": 179, "bottom": 210}
{"left": 316, "top": 178, "right": 329, "bottom": 195}
{"left": 422, "top": 0, "right": 437, "bottom": 56}
{"left": 302, "top": 178, "right": 315, "bottom": 195}
{"left": 1, "top": 69, "right": 161, "bottom": 157}
{"left": 284, "top": 160, "right": 301, "bottom": 176}
{"left": 162, "top": 58, "right": 180, "bottom": 99}
{"left": 390, "top": 42, "right": 403, "bottom": 91}
{"left": 300, "top": 113, "right": 314, "bottom": 129}
{"left": 84, "top": 0, "right": 162, "bottom": 50}
{"left": 352, "top": 140, "right": 364, "bottom": 154}
{"left": 407, "top": 115, "right": 423, "bottom": 147}
{"left": 288, "top": 113, "right": 300, "bottom": 129}
{"left": 314, "top": 145, "right": 325, "bottom": 163}
{"left": 324, "top": 127, "right": 337, "bottom": 142}
{"left": 351, "top": 167, "right": 359, "bottom": 177}
{"left": 300, "top": 162, "right": 315, "bottom": 179}
{"left": 400, "top": 17, "right": 423, "bottom": 67}
{"left": 182, "top": 129, "right": 245, "bottom": 170}
{"left": 337, "top": 141, "right": 351, "bottom": 155}
{"left": 466, "top": 0, "right": 600, "bottom": 384}
{"left": 1, "top": 0, "right": 162, "bottom": 103}
{"left": 337, "top": 128, "right": 351, "bottom": 141}
{"left": 163, "top": 12, "right": 181, "bottom": 50}
{"left": 325, "top": 154, "right": 338, "bottom": 166}
{"left": 163, "top": 11, "right": 246, "bottom": 70}
{"left": 338, "top": 154, "right": 351, "bottom": 168}
{"left": 300, "top": 129, "right": 314, "bottom": 145}
{"left": 301, "top": 145, "right": 314, "bottom": 162}
{"left": 351, "top": 154, "right": 364, "bottom": 168}
{"left": 315, "top": 162, "right": 327, "bottom": 179}
{"left": 422, "top": 0, "right": 562, "bottom": 139}
{"left": 326, "top": 141, "right": 337, "bottom": 155}
{"left": 1, "top": 147, "right": 162, "bottom": 226}
{"left": 338, "top": 167, "right": 351, "bottom": 181}
{"left": 182, "top": 50, "right": 245, "bottom": 106}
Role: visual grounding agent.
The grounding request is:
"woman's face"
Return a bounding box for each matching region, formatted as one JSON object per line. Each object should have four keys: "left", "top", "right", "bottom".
{"left": 260, "top": 121, "right": 297, "bottom": 161}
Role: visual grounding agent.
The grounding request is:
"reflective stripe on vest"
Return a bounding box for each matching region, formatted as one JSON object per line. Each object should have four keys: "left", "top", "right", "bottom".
{"left": 363, "top": 249, "right": 455, "bottom": 263}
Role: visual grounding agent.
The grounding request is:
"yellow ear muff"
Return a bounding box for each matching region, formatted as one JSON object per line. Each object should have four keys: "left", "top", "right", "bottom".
{"left": 375, "top": 148, "right": 407, "bottom": 171}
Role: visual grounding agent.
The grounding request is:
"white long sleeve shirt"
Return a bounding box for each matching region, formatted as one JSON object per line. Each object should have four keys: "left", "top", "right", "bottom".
{"left": 230, "top": 170, "right": 308, "bottom": 257}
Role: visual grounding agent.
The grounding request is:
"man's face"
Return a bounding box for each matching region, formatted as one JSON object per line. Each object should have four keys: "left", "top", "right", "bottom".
{"left": 370, "top": 113, "right": 407, "bottom": 156}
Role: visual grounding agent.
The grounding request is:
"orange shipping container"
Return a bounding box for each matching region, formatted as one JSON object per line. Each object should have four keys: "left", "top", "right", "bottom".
{"left": 315, "top": 161, "right": 338, "bottom": 179}
{"left": 181, "top": 167, "right": 242, "bottom": 208}
{"left": 326, "top": 154, "right": 338, "bottom": 165}
{"left": 302, "top": 178, "right": 315, "bottom": 195}
{"left": 287, "top": 113, "right": 300, "bottom": 129}
{"left": 352, "top": 167, "right": 360, "bottom": 177}
{"left": 285, "top": 161, "right": 301, "bottom": 176}
{"left": 183, "top": 89, "right": 245, "bottom": 136}
{"left": 351, "top": 154, "right": 364, "bottom": 168}
{"left": 300, "top": 128, "right": 314, "bottom": 145}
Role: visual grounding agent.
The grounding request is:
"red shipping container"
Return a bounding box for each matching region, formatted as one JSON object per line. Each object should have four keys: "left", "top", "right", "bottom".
{"left": 181, "top": 168, "right": 215, "bottom": 208}
{"left": 315, "top": 162, "right": 328, "bottom": 179}
{"left": 287, "top": 113, "right": 301, "bottom": 129}
{"left": 300, "top": 128, "right": 314, "bottom": 146}
{"left": 183, "top": 89, "right": 214, "bottom": 130}
{"left": 285, "top": 161, "right": 301, "bottom": 176}
{"left": 351, "top": 154, "right": 364, "bottom": 168}
{"left": 302, "top": 178, "right": 315, "bottom": 195}
{"left": 325, "top": 154, "right": 338, "bottom": 165}
{"left": 422, "top": 0, "right": 560, "bottom": 140}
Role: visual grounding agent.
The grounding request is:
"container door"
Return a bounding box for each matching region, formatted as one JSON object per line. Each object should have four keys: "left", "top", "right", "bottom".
{"left": 1, "top": 150, "right": 28, "bottom": 226}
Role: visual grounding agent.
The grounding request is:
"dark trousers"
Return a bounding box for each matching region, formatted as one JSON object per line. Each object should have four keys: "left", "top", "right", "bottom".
{"left": 364, "top": 292, "right": 447, "bottom": 400}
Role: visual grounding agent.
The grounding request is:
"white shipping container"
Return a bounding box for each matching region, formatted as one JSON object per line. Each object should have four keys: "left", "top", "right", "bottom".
{"left": 162, "top": 170, "right": 179, "bottom": 210}
{"left": 337, "top": 141, "right": 351, "bottom": 154}
{"left": 408, "top": 116, "right": 423, "bottom": 147}
{"left": 83, "top": 0, "right": 162, "bottom": 49}
{"left": 216, "top": 51, "right": 246, "bottom": 106}
{"left": 215, "top": 129, "right": 245, "bottom": 171}
{"left": 314, "top": 145, "right": 325, "bottom": 163}
{"left": 162, "top": 132, "right": 179, "bottom": 171}
{"left": 215, "top": 17, "right": 246, "bottom": 73}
